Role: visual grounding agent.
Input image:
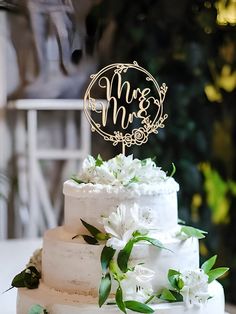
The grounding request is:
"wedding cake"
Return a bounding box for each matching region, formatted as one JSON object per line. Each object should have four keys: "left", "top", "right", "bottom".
{"left": 16, "top": 154, "right": 228, "bottom": 314}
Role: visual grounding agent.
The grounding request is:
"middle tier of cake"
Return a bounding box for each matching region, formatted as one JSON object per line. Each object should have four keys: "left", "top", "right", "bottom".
{"left": 42, "top": 226, "right": 199, "bottom": 295}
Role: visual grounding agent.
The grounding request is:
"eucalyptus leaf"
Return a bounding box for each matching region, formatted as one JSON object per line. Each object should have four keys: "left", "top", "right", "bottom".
{"left": 80, "top": 219, "right": 102, "bottom": 237}
{"left": 116, "top": 286, "right": 127, "bottom": 313}
{"left": 99, "top": 273, "right": 112, "bottom": 307}
{"left": 201, "top": 255, "right": 217, "bottom": 274}
{"left": 101, "top": 246, "right": 116, "bottom": 273}
{"left": 208, "top": 267, "right": 229, "bottom": 283}
{"left": 180, "top": 226, "right": 207, "bottom": 239}
{"left": 124, "top": 300, "right": 154, "bottom": 313}
{"left": 81, "top": 235, "right": 99, "bottom": 245}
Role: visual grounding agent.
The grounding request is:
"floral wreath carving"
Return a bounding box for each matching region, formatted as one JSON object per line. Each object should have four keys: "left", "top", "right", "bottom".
{"left": 84, "top": 61, "right": 168, "bottom": 154}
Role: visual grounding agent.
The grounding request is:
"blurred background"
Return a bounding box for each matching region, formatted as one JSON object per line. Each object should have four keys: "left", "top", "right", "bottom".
{"left": 0, "top": 0, "right": 235, "bottom": 305}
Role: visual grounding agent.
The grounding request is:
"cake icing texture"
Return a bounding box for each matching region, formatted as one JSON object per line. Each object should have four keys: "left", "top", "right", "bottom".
{"left": 16, "top": 154, "right": 229, "bottom": 314}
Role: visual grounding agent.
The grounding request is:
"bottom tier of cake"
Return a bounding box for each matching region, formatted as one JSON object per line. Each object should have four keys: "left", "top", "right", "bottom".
{"left": 17, "top": 280, "right": 226, "bottom": 314}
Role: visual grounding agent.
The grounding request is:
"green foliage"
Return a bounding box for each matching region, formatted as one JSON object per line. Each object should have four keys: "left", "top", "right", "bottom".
{"left": 116, "top": 286, "right": 127, "bottom": 313}
{"left": 72, "top": 219, "right": 108, "bottom": 244}
{"left": 168, "top": 269, "right": 184, "bottom": 291}
{"left": 28, "top": 304, "right": 48, "bottom": 314}
{"left": 99, "top": 273, "right": 112, "bottom": 307}
{"left": 201, "top": 255, "right": 229, "bottom": 283}
{"left": 101, "top": 246, "right": 116, "bottom": 273}
{"left": 95, "top": 154, "right": 104, "bottom": 167}
{"left": 124, "top": 301, "right": 154, "bottom": 313}
{"left": 70, "top": 176, "right": 85, "bottom": 184}
{"left": 117, "top": 235, "right": 167, "bottom": 272}
{"left": 207, "top": 268, "right": 229, "bottom": 284}
{"left": 180, "top": 226, "right": 208, "bottom": 239}
{"left": 157, "top": 288, "right": 183, "bottom": 302}
{"left": 201, "top": 255, "right": 217, "bottom": 273}
{"left": 11, "top": 266, "right": 41, "bottom": 290}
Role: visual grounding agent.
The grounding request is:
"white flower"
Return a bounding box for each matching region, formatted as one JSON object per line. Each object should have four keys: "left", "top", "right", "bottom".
{"left": 180, "top": 269, "right": 210, "bottom": 307}
{"left": 103, "top": 204, "right": 155, "bottom": 249}
{"left": 26, "top": 248, "right": 42, "bottom": 274}
{"left": 121, "top": 265, "right": 155, "bottom": 302}
{"left": 75, "top": 154, "right": 170, "bottom": 186}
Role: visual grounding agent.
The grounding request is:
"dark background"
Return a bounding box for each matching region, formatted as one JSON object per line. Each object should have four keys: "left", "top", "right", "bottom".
{"left": 90, "top": 0, "right": 236, "bottom": 303}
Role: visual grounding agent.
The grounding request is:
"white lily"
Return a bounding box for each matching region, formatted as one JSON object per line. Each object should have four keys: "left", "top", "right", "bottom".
{"left": 180, "top": 269, "right": 210, "bottom": 307}
{"left": 122, "top": 265, "right": 155, "bottom": 302}
{"left": 103, "top": 204, "right": 155, "bottom": 249}
{"left": 75, "top": 154, "right": 171, "bottom": 186}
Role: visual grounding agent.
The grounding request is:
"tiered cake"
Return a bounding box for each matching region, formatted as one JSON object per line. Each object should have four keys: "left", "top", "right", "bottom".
{"left": 17, "top": 154, "right": 227, "bottom": 314}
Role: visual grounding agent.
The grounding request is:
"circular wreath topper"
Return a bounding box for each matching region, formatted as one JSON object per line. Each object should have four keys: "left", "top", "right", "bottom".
{"left": 84, "top": 61, "right": 168, "bottom": 154}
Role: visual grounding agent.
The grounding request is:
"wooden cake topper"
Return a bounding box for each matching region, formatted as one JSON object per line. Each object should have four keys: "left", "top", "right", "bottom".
{"left": 84, "top": 61, "right": 168, "bottom": 154}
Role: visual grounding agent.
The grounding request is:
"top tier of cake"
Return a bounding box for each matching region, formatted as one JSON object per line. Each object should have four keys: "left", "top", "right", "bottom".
{"left": 63, "top": 154, "right": 179, "bottom": 233}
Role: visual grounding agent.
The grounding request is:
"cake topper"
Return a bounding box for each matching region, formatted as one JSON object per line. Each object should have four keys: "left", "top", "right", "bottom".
{"left": 84, "top": 61, "right": 168, "bottom": 154}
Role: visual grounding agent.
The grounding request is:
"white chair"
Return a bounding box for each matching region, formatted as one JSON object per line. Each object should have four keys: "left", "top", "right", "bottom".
{"left": 0, "top": 11, "right": 93, "bottom": 238}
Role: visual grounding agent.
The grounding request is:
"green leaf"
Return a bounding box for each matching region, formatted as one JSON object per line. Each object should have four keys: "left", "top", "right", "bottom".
{"left": 12, "top": 267, "right": 41, "bottom": 290}
{"left": 180, "top": 226, "right": 207, "bottom": 239}
{"left": 118, "top": 235, "right": 168, "bottom": 272}
{"left": 124, "top": 300, "right": 154, "bottom": 313}
{"left": 169, "top": 290, "right": 183, "bottom": 302}
{"left": 101, "top": 246, "right": 116, "bottom": 273}
{"left": 81, "top": 235, "right": 99, "bottom": 245}
{"left": 11, "top": 270, "right": 26, "bottom": 288}
{"left": 201, "top": 255, "right": 217, "bottom": 274}
{"left": 134, "top": 236, "right": 169, "bottom": 251}
{"left": 168, "top": 269, "right": 183, "bottom": 290}
{"left": 117, "top": 239, "right": 134, "bottom": 272}
{"left": 129, "top": 176, "right": 140, "bottom": 183}
{"left": 158, "top": 288, "right": 177, "bottom": 301}
{"left": 116, "top": 286, "right": 127, "bottom": 313}
{"left": 71, "top": 176, "right": 85, "bottom": 184}
{"left": 24, "top": 267, "right": 41, "bottom": 289}
{"left": 99, "top": 273, "right": 112, "bottom": 307}
{"left": 169, "top": 163, "right": 176, "bottom": 177}
{"left": 80, "top": 219, "right": 102, "bottom": 237}
{"left": 95, "top": 154, "right": 103, "bottom": 167}
{"left": 208, "top": 267, "right": 229, "bottom": 283}
{"left": 28, "top": 304, "right": 47, "bottom": 314}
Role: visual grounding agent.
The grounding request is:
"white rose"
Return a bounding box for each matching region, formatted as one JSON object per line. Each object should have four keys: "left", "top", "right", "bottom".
{"left": 180, "top": 269, "right": 210, "bottom": 307}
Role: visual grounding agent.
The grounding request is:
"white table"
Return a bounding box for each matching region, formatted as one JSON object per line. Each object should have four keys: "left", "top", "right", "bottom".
{"left": 0, "top": 238, "right": 42, "bottom": 314}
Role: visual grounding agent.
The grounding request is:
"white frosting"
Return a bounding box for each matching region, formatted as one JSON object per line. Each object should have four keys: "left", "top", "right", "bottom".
{"left": 42, "top": 227, "right": 199, "bottom": 295}
{"left": 17, "top": 281, "right": 225, "bottom": 314}
{"left": 63, "top": 180, "right": 179, "bottom": 233}
{"left": 16, "top": 155, "right": 227, "bottom": 314}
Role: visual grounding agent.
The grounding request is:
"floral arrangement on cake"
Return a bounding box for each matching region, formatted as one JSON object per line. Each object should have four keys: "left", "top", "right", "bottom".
{"left": 71, "top": 203, "right": 229, "bottom": 313}
{"left": 71, "top": 154, "right": 177, "bottom": 187}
